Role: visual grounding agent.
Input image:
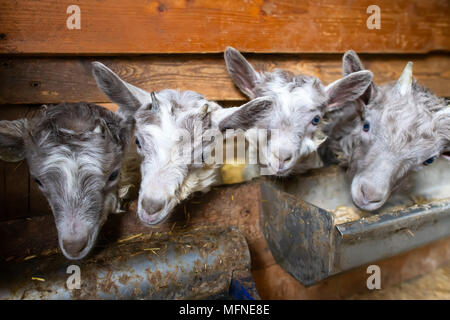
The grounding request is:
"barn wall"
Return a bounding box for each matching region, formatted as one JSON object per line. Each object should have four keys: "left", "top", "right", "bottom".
{"left": 0, "top": 0, "right": 449, "bottom": 299}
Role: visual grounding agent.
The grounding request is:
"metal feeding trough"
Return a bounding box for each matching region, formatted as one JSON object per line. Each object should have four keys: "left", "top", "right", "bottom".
{"left": 0, "top": 226, "right": 258, "bottom": 300}
{"left": 259, "top": 159, "right": 450, "bottom": 286}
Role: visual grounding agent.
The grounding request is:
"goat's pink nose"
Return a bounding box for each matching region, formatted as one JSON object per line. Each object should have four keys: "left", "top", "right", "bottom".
{"left": 275, "top": 151, "right": 293, "bottom": 168}
{"left": 360, "top": 183, "right": 384, "bottom": 204}
{"left": 141, "top": 198, "right": 165, "bottom": 215}
{"left": 62, "top": 236, "right": 88, "bottom": 257}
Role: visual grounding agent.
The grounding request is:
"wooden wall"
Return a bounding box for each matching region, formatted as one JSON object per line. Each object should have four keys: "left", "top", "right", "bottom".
{"left": 2, "top": 0, "right": 450, "bottom": 222}
{"left": 0, "top": 0, "right": 449, "bottom": 298}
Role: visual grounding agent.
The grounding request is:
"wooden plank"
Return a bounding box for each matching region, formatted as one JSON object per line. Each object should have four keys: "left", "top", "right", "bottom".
{"left": 1, "top": 53, "right": 450, "bottom": 106}
{"left": 0, "top": 0, "right": 448, "bottom": 54}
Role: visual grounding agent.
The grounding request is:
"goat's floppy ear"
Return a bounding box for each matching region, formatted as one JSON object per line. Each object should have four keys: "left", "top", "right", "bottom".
{"left": 218, "top": 96, "right": 273, "bottom": 131}
{"left": 325, "top": 70, "right": 373, "bottom": 112}
{"left": 224, "top": 47, "right": 260, "bottom": 99}
{"left": 0, "top": 119, "right": 27, "bottom": 162}
{"left": 92, "top": 62, "right": 149, "bottom": 118}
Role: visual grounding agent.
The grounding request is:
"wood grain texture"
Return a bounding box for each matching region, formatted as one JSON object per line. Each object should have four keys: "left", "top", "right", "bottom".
{"left": 0, "top": 105, "right": 31, "bottom": 221}
{"left": 1, "top": 53, "right": 450, "bottom": 106}
{"left": 0, "top": 0, "right": 448, "bottom": 54}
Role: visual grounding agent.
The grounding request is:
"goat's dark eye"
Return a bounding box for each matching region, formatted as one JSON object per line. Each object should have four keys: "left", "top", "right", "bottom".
{"left": 312, "top": 115, "right": 320, "bottom": 126}
{"left": 135, "top": 138, "right": 141, "bottom": 149}
{"left": 33, "top": 178, "right": 42, "bottom": 187}
{"left": 423, "top": 157, "right": 436, "bottom": 166}
{"left": 108, "top": 170, "right": 119, "bottom": 181}
{"left": 363, "top": 121, "right": 370, "bottom": 132}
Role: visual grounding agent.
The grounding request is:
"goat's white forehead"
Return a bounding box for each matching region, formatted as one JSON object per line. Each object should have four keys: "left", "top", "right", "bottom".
{"left": 368, "top": 91, "right": 434, "bottom": 132}
{"left": 37, "top": 145, "right": 106, "bottom": 199}
{"left": 136, "top": 89, "right": 211, "bottom": 126}
{"left": 41, "top": 146, "right": 105, "bottom": 174}
{"left": 364, "top": 96, "right": 442, "bottom": 159}
{"left": 259, "top": 73, "right": 326, "bottom": 124}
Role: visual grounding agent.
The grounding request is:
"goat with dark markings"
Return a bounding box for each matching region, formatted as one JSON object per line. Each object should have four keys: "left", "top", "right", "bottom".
{"left": 0, "top": 102, "right": 136, "bottom": 260}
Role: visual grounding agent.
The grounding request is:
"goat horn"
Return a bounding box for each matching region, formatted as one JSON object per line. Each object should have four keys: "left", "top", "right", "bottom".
{"left": 150, "top": 92, "right": 160, "bottom": 111}
{"left": 395, "top": 62, "right": 413, "bottom": 96}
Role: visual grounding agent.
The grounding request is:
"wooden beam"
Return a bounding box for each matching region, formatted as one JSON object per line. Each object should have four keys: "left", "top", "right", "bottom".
{"left": 1, "top": 53, "right": 449, "bottom": 106}
{"left": 0, "top": 0, "right": 448, "bottom": 54}
{"left": 0, "top": 105, "right": 33, "bottom": 221}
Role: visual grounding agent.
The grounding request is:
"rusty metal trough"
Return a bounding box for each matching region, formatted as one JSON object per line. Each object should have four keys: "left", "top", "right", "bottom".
{"left": 259, "top": 159, "right": 450, "bottom": 286}
{"left": 0, "top": 226, "right": 258, "bottom": 300}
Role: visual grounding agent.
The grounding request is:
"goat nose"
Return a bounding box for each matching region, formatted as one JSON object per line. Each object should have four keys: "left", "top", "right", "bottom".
{"left": 275, "top": 151, "right": 293, "bottom": 168}
{"left": 62, "top": 235, "right": 88, "bottom": 257}
{"left": 141, "top": 198, "right": 165, "bottom": 215}
{"left": 360, "top": 183, "right": 384, "bottom": 204}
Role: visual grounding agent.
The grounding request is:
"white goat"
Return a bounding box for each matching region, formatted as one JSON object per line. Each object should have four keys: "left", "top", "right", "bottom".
{"left": 92, "top": 62, "right": 271, "bottom": 225}
{"left": 224, "top": 47, "right": 374, "bottom": 176}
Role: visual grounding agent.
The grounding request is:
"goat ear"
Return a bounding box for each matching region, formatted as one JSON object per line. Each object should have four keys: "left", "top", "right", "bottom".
{"left": 92, "top": 62, "right": 149, "bottom": 118}
{"left": 342, "top": 50, "right": 375, "bottom": 105}
{"left": 325, "top": 70, "right": 373, "bottom": 112}
{"left": 395, "top": 62, "right": 413, "bottom": 96}
{"left": 0, "top": 119, "right": 27, "bottom": 162}
{"left": 342, "top": 50, "right": 365, "bottom": 76}
{"left": 218, "top": 97, "right": 273, "bottom": 131}
{"left": 224, "top": 47, "right": 260, "bottom": 99}
{"left": 93, "top": 115, "right": 134, "bottom": 150}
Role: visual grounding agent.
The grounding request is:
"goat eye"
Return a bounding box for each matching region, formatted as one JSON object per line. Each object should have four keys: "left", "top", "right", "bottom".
{"left": 33, "top": 178, "right": 42, "bottom": 187}
{"left": 311, "top": 115, "right": 320, "bottom": 126}
{"left": 363, "top": 121, "right": 370, "bottom": 132}
{"left": 423, "top": 157, "right": 436, "bottom": 166}
{"left": 108, "top": 169, "right": 119, "bottom": 181}
{"left": 135, "top": 138, "right": 141, "bottom": 149}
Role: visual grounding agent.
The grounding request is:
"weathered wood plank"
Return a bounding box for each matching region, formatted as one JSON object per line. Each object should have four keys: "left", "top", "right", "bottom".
{"left": 0, "top": 0, "right": 448, "bottom": 54}
{"left": 1, "top": 53, "right": 449, "bottom": 106}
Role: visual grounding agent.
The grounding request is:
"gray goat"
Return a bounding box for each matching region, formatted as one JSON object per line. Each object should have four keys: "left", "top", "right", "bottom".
{"left": 321, "top": 51, "right": 450, "bottom": 211}
{"left": 0, "top": 103, "right": 136, "bottom": 259}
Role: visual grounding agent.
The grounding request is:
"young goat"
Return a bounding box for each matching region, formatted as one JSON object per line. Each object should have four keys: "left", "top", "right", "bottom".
{"left": 92, "top": 62, "right": 271, "bottom": 225}
{"left": 0, "top": 103, "right": 135, "bottom": 259}
{"left": 224, "top": 47, "right": 373, "bottom": 176}
{"left": 321, "top": 51, "right": 450, "bottom": 211}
